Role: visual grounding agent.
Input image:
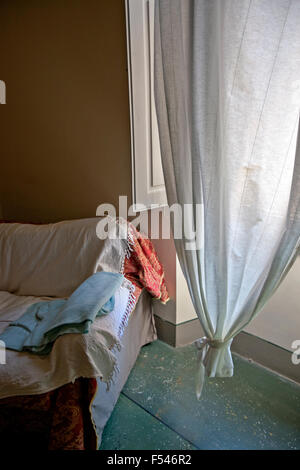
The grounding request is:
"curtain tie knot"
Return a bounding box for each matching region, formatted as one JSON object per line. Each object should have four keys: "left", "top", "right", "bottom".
{"left": 194, "top": 336, "right": 230, "bottom": 400}
{"left": 195, "top": 336, "right": 226, "bottom": 350}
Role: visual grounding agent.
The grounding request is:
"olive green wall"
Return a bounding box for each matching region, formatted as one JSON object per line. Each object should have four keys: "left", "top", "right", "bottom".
{"left": 0, "top": 0, "right": 132, "bottom": 222}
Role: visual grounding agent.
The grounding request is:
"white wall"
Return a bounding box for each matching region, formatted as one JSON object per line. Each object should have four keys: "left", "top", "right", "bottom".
{"left": 176, "top": 257, "right": 198, "bottom": 324}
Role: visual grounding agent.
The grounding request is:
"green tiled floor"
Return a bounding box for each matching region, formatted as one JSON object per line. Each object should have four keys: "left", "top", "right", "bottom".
{"left": 100, "top": 340, "right": 300, "bottom": 450}
{"left": 100, "top": 394, "right": 196, "bottom": 450}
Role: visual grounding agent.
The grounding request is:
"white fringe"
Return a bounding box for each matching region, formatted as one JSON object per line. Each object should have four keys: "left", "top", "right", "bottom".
{"left": 103, "top": 218, "right": 137, "bottom": 390}
{"left": 118, "top": 282, "right": 136, "bottom": 339}
{"left": 117, "top": 218, "right": 135, "bottom": 274}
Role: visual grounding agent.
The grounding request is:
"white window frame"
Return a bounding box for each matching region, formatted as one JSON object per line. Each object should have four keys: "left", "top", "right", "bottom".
{"left": 125, "top": 0, "right": 167, "bottom": 211}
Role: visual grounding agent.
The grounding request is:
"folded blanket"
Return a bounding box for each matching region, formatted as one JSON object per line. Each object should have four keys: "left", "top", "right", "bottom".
{"left": 0, "top": 271, "right": 124, "bottom": 355}
{"left": 0, "top": 281, "right": 134, "bottom": 399}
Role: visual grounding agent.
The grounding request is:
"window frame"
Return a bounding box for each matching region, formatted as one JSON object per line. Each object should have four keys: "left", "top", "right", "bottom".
{"left": 125, "top": 0, "right": 167, "bottom": 211}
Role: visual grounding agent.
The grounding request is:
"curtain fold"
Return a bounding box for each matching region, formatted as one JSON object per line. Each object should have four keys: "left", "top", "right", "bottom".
{"left": 154, "top": 0, "right": 300, "bottom": 397}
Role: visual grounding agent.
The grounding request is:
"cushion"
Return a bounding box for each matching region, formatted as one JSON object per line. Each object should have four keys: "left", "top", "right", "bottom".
{"left": 0, "top": 218, "right": 107, "bottom": 297}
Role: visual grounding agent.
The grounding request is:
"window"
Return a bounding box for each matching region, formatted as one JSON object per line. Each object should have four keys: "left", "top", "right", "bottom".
{"left": 125, "top": 0, "right": 167, "bottom": 210}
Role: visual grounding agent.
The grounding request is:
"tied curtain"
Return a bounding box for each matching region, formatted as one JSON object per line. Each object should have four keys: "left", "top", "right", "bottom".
{"left": 154, "top": 0, "right": 300, "bottom": 397}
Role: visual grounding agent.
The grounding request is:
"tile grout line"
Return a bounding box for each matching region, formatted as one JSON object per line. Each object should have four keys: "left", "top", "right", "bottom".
{"left": 120, "top": 391, "right": 199, "bottom": 450}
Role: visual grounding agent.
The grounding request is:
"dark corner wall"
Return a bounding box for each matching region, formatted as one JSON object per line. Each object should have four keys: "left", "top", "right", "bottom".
{"left": 0, "top": 0, "right": 132, "bottom": 223}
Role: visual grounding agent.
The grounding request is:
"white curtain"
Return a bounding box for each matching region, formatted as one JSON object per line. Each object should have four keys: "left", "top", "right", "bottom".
{"left": 154, "top": 0, "right": 300, "bottom": 397}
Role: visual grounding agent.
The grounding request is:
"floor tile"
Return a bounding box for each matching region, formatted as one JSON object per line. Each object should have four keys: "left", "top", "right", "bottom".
{"left": 122, "top": 340, "right": 300, "bottom": 450}
{"left": 99, "top": 393, "right": 197, "bottom": 450}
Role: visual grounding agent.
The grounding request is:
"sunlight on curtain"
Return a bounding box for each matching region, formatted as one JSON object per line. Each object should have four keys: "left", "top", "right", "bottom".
{"left": 154, "top": 0, "right": 300, "bottom": 397}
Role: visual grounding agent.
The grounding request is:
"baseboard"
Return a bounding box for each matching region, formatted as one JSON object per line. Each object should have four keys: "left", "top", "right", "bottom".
{"left": 154, "top": 315, "right": 203, "bottom": 347}
{"left": 232, "top": 331, "right": 300, "bottom": 384}
{"left": 154, "top": 315, "right": 177, "bottom": 346}
{"left": 154, "top": 315, "right": 300, "bottom": 384}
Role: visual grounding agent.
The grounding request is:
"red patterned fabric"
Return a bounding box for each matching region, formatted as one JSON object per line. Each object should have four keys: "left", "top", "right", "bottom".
{"left": 48, "top": 378, "right": 97, "bottom": 450}
{"left": 124, "top": 224, "right": 169, "bottom": 304}
{"left": 0, "top": 378, "right": 98, "bottom": 450}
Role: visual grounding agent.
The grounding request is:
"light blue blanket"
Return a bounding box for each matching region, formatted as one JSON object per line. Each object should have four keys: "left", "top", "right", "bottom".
{"left": 0, "top": 271, "right": 124, "bottom": 355}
